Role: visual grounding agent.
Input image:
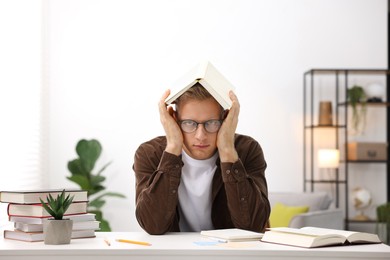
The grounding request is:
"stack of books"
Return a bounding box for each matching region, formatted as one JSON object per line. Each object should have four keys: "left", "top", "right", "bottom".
{"left": 0, "top": 189, "right": 100, "bottom": 242}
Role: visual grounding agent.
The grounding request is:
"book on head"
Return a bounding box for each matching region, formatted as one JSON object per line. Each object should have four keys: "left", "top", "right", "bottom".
{"left": 261, "top": 227, "right": 382, "bottom": 248}
{"left": 7, "top": 201, "right": 88, "bottom": 217}
{"left": 0, "top": 189, "right": 88, "bottom": 204}
{"left": 165, "top": 61, "right": 236, "bottom": 110}
{"left": 200, "top": 228, "right": 263, "bottom": 242}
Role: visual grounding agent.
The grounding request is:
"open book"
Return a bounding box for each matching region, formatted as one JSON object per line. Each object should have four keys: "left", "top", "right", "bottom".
{"left": 200, "top": 228, "right": 263, "bottom": 242}
{"left": 261, "top": 227, "right": 382, "bottom": 248}
{"left": 165, "top": 61, "right": 235, "bottom": 110}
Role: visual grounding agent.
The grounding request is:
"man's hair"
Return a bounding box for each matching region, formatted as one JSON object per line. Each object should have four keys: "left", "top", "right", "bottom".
{"left": 175, "top": 83, "right": 223, "bottom": 112}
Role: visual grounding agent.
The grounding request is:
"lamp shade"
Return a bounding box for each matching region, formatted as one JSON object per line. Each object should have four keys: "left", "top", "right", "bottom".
{"left": 318, "top": 149, "right": 340, "bottom": 168}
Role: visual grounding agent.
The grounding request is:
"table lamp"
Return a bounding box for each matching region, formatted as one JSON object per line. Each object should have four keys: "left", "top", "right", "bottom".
{"left": 318, "top": 149, "right": 340, "bottom": 204}
{"left": 318, "top": 149, "right": 340, "bottom": 169}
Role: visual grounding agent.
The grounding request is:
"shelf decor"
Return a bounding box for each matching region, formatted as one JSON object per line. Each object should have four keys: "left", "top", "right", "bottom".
{"left": 318, "top": 101, "right": 333, "bottom": 126}
{"left": 347, "top": 85, "right": 367, "bottom": 135}
{"left": 303, "top": 68, "right": 389, "bottom": 230}
{"left": 351, "top": 187, "right": 372, "bottom": 221}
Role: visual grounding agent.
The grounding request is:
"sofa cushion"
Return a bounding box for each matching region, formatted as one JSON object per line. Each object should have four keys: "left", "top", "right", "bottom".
{"left": 269, "top": 202, "right": 309, "bottom": 227}
{"left": 268, "top": 192, "right": 332, "bottom": 212}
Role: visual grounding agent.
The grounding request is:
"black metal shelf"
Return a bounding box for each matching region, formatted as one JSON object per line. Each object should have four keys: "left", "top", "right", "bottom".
{"left": 305, "top": 180, "right": 347, "bottom": 184}
{"left": 345, "top": 160, "right": 389, "bottom": 164}
{"left": 347, "top": 219, "right": 378, "bottom": 224}
{"left": 305, "top": 68, "right": 390, "bottom": 74}
{"left": 337, "top": 102, "right": 390, "bottom": 107}
{"left": 304, "top": 125, "right": 346, "bottom": 129}
{"left": 303, "top": 68, "right": 389, "bottom": 231}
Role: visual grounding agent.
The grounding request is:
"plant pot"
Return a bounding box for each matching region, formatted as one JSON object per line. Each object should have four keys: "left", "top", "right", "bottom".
{"left": 43, "top": 218, "right": 73, "bottom": 245}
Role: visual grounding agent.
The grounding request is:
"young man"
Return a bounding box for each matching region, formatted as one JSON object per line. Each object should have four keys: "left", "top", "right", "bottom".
{"left": 133, "top": 84, "right": 270, "bottom": 235}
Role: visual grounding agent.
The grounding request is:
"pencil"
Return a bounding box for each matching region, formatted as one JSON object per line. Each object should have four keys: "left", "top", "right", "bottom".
{"left": 116, "top": 239, "right": 152, "bottom": 246}
{"left": 104, "top": 238, "right": 111, "bottom": 246}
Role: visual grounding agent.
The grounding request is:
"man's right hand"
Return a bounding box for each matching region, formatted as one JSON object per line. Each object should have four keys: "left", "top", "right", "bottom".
{"left": 158, "top": 89, "right": 183, "bottom": 156}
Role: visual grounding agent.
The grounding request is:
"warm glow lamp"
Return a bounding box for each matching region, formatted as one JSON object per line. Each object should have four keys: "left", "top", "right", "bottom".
{"left": 318, "top": 149, "right": 340, "bottom": 207}
{"left": 318, "top": 149, "right": 340, "bottom": 169}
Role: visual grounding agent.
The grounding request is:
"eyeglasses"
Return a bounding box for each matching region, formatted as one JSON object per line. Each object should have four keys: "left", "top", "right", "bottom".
{"left": 179, "top": 119, "right": 222, "bottom": 133}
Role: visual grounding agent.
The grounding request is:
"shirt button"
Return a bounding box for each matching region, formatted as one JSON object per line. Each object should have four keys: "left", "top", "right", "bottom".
{"left": 226, "top": 170, "right": 230, "bottom": 174}
{"left": 175, "top": 164, "right": 180, "bottom": 168}
{"left": 172, "top": 190, "right": 176, "bottom": 194}
{"left": 234, "top": 169, "right": 239, "bottom": 174}
{"left": 241, "top": 197, "right": 245, "bottom": 201}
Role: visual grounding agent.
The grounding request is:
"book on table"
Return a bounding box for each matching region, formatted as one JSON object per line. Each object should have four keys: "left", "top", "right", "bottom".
{"left": 0, "top": 189, "right": 88, "bottom": 204}
{"left": 165, "top": 61, "right": 236, "bottom": 110}
{"left": 14, "top": 220, "right": 100, "bottom": 232}
{"left": 200, "top": 228, "right": 263, "bottom": 242}
{"left": 9, "top": 212, "right": 96, "bottom": 224}
{"left": 261, "top": 227, "right": 382, "bottom": 248}
{"left": 3, "top": 229, "right": 96, "bottom": 242}
{"left": 7, "top": 201, "right": 88, "bottom": 217}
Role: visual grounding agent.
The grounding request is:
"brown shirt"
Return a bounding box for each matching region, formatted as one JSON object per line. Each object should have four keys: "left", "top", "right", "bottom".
{"left": 133, "top": 134, "right": 270, "bottom": 235}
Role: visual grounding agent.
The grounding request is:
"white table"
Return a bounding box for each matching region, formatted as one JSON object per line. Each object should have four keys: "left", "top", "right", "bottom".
{"left": 0, "top": 232, "right": 390, "bottom": 260}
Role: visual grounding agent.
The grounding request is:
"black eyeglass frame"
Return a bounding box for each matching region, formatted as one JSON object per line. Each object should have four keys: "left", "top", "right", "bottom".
{"left": 178, "top": 119, "right": 223, "bottom": 133}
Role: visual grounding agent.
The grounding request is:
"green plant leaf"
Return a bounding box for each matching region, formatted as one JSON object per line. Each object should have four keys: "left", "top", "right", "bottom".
{"left": 93, "top": 192, "right": 126, "bottom": 201}
{"left": 89, "top": 185, "right": 105, "bottom": 196}
{"left": 90, "top": 175, "right": 106, "bottom": 186}
{"left": 89, "top": 209, "right": 102, "bottom": 219}
{"left": 67, "top": 175, "right": 91, "bottom": 191}
{"left": 97, "top": 162, "right": 112, "bottom": 176}
{"left": 98, "top": 218, "right": 111, "bottom": 232}
{"left": 88, "top": 198, "right": 106, "bottom": 209}
{"left": 68, "top": 159, "right": 88, "bottom": 176}
{"left": 39, "top": 190, "right": 74, "bottom": 220}
{"left": 76, "top": 139, "right": 102, "bottom": 172}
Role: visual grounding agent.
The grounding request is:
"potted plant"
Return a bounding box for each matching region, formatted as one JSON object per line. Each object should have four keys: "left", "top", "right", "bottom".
{"left": 376, "top": 203, "right": 390, "bottom": 245}
{"left": 347, "top": 85, "right": 367, "bottom": 134}
{"left": 67, "top": 139, "right": 126, "bottom": 231}
{"left": 40, "top": 190, "right": 74, "bottom": 245}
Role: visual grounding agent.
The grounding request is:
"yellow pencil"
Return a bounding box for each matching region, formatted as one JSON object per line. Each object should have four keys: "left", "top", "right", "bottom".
{"left": 116, "top": 239, "right": 152, "bottom": 246}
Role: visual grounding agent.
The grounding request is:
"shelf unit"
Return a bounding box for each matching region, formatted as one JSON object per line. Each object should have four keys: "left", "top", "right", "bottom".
{"left": 303, "top": 69, "right": 390, "bottom": 230}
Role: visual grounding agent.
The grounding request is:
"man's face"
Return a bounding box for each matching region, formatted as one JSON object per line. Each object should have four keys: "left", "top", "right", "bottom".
{"left": 176, "top": 98, "right": 221, "bottom": 160}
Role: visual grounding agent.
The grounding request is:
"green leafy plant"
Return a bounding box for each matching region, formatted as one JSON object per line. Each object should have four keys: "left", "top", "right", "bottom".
{"left": 347, "top": 85, "right": 367, "bottom": 134}
{"left": 39, "top": 190, "right": 74, "bottom": 220}
{"left": 377, "top": 203, "right": 390, "bottom": 244}
{"left": 67, "top": 139, "right": 126, "bottom": 231}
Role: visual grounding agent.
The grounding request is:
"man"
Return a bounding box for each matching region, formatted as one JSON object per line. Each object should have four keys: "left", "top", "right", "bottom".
{"left": 133, "top": 84, "right": 270, "bottom": 235}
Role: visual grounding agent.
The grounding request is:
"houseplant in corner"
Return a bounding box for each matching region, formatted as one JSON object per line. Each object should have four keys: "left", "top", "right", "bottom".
{"left": 40, "top": 190, "right": 74, "bottom": 245}
{"left": 67, "top": 139, "right": 126, "bottom": 231}
{"left": 376, "top": 202, "right": 390, "bottom": 245}
{"left": 347, "top": 85, "right": 367, "bottom": 135}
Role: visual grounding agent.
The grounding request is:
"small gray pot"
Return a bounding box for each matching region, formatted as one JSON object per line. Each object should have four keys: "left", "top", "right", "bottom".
{"left": 43, "top": 218, "right": 73, "bottom": 245}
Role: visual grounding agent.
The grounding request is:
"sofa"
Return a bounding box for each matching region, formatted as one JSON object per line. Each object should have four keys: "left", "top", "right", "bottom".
{"left": 268, "top": 191, "right": 344, "bottom": 230}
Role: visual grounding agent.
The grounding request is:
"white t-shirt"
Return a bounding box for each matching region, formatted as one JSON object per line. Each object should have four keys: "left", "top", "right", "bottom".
{"left": 178, "top": 150, "right": 218, "bottom": 232}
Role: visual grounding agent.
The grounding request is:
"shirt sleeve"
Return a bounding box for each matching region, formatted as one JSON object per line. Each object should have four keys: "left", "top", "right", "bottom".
{"left": 133, "top": 144, "right": 183, "bottom": 235}
{"left": 220, "top": 139, "right": 270, "bottom": 232}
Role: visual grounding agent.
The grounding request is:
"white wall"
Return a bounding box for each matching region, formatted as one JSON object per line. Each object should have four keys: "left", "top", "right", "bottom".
{"left": 44, "top": 0, "right": 387, "bottom": 231}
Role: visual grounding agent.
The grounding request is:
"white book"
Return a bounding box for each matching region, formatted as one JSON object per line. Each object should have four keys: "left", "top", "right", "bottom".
{"left": 0, "top": 189, "right": 88, "bottom": 204}
{"left": 261, "top": 227, "right": 382, "bottom": 248}
{"left": 14, "top": 220, "right": 100, "bottom": 232}
{"left": 7, "top": 202, "right": 87, "bottom": 217}
{"left": 165, "top": 61, "right": 235, "bottom": 110}
{"left": 3, "top": 229, "right": 96, "bottom": 242}
{"left": 201, "top": 228, "right": 263, "bottom": 242}
{"left": 9, "top": 213, "right": 96, "bottom": 224}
